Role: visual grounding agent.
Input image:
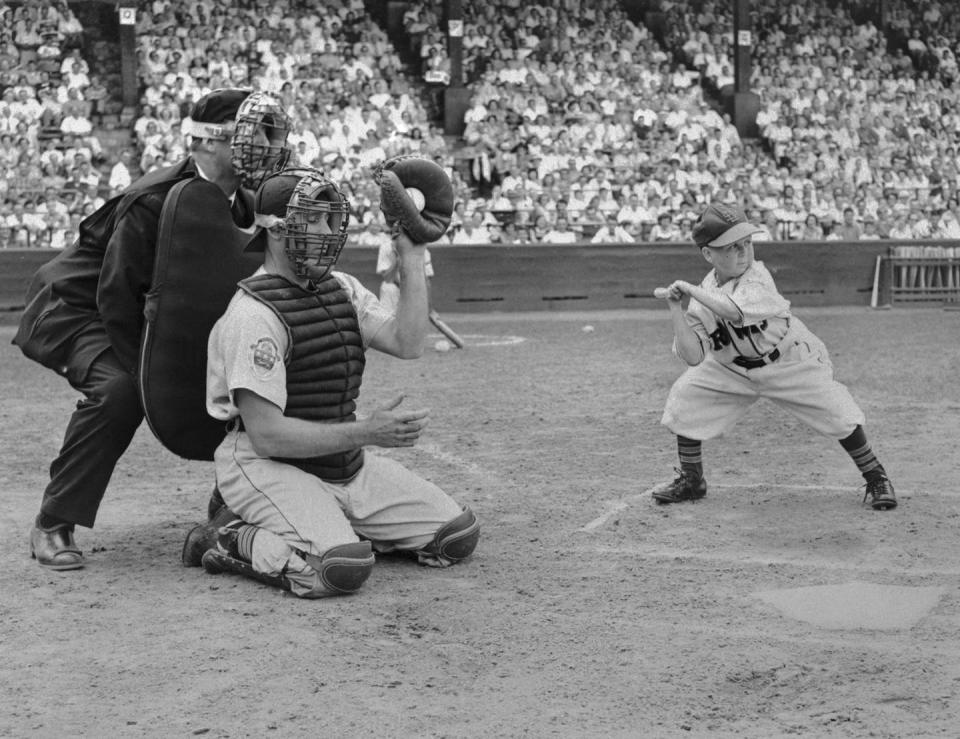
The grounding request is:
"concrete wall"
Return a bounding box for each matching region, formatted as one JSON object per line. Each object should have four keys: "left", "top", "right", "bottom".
{"left": 0, "top": 241, "right": 894, "bottom": 317}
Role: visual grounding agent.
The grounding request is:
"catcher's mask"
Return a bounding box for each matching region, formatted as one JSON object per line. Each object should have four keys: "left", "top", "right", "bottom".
{"left": 253, "top": 167, "right": 351, "bottom": 280}
{"left": 230, "top": 91, "right": 292, "bottom": 190}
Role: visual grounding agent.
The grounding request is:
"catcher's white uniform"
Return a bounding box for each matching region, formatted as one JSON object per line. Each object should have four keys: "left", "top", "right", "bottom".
{"left": 206, "top": 267, "right": 462, "bottom": 596}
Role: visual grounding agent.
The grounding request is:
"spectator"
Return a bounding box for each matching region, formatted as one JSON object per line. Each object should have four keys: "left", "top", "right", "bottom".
{"left": 541, "top": 215, "right": 579, "bottom": 244}
{"left": 47, "top": 211, "right": 72, "bottom": 249}
{"left": 935, "top": 207, "right": 960, "bottom": 238}
{"left": 749, "top": 209, "right": 776, "bottom": 241}
{"left": 648, "top": 212, "right": 683, "bottom": 241}
{"left": 493, "top": 220, "right": 529, "bottom": 245}
{"left": 799, "top": 213, "right": 824, "bottom": 241}
{"left": 527, "top": 213, "right": 552, "bottom": 243}
{"left": 833, "top": 207, "right": 863, "bottom": 241}
{"left": 108, "top": 150, "right": 136, "bottom": 194}
{"left": 860, "top": 215, "right": 883, "bottom": 240}
{"left": 590, "top": 214, "right": 634, "bottom": 243}
{"left": 450, "top": 212, "right": 493, "bottom": 244}
{"left": 887, "top": 213, "right": 914, "bottom": 240}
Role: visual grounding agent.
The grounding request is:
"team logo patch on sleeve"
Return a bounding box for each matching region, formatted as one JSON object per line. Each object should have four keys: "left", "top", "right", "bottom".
{"left": 250, "top": 337, "right": 280, "bottom": 377}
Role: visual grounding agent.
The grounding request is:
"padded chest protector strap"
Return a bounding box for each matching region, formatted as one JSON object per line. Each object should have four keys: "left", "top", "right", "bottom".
{"left": 139, "top": 177, "right": 265, "bottom": 460}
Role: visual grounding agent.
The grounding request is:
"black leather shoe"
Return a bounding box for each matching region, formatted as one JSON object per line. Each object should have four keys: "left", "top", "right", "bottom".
{"left": 30, "top": 524, "right": 84, "bottom": 570}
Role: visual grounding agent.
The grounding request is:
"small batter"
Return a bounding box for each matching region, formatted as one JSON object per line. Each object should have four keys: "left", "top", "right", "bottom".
{"left": 651, "top": 202, "right": 897, "bottom": 511}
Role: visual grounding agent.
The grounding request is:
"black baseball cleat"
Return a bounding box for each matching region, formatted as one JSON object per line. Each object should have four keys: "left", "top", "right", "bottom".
{"left": 863, "top": 475, "right": 897, "bottom": 510}
{"left": 181, "top": 506, "right": 243, "bottom": 567}
{"left": 651, "top": 469, "right": 707, "bottom": 504}
{"left": 207, "top": 485, "right": 227, "bottom": 520}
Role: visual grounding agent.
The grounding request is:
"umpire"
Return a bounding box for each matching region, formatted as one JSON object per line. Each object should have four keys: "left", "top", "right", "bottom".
{"left": 14, "top": 88, "right": 280, "bottom": 570}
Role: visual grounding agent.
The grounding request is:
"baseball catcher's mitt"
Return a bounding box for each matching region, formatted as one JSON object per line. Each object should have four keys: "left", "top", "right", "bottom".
{"left": 374, "top": 155, "right": 454, "bottom": 243}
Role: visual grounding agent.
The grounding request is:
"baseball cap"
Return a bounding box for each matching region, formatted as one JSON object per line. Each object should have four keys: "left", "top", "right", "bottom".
{"left": 254, "top": 169, "right": 300, "bottom": 218}
{"left": 244, "top": 170, "right": 301, "bottom": 253}
{"left": 181, "top": 88, "right": 250, "bottom": 140}
{"left": 692, "top": 203, "right": 762, "bottom": 248}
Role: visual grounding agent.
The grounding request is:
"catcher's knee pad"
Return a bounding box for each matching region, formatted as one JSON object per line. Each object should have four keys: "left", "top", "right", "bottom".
{"left": 420, "top": 506, "right": 480, "bottom": 565}
{"left": 302, "top": 541, "right": 375, "bottom": 595}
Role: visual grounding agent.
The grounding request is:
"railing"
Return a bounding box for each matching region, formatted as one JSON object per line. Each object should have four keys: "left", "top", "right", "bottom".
{"left": 879, "top": 245, "right": 960, "bottom": 306}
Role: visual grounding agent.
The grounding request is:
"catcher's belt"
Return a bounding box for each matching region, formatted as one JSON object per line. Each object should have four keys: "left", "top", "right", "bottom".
{"left": 138, "top": 177, "right": 265, "bottom": 460}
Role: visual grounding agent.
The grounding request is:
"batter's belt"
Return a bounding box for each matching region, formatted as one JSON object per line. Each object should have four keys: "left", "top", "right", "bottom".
{"left": 731, "top": 327, "right": 797, "bottom": 370}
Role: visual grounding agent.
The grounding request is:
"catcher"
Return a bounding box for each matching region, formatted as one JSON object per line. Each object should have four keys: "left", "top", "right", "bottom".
{"left": 181, "top": 163, "right": 479, "bottom": 597}
{"left": 651, "top": 202, "right": 897, "bottom": 511}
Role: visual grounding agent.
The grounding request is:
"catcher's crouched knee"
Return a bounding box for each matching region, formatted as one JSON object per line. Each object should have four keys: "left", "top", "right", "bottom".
{"left": 417, "top": 506, "right": 480, "bottom": 567}
{"left": 298, "top": 541, "right": 375, "bottom": 598}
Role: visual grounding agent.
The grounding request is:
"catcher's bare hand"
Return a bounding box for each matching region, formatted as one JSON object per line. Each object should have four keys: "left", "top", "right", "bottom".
{"left": 362, "top": 394, "right": 429, "bottom": 448}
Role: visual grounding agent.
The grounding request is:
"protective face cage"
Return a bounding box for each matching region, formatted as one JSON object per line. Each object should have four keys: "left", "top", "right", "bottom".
{"left": 231, "top": 92, "right": 292, "bottom": 190}
{"left": 280, "top": 169, "right": 351, "bottom": 279}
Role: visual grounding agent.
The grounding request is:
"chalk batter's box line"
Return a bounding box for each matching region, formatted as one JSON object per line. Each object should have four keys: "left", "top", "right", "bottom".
{"left": 576, "top": 545, "right": 960, "bottom": 578}
{"left": 580, "top": 482, "right": 928, "bottom": 532}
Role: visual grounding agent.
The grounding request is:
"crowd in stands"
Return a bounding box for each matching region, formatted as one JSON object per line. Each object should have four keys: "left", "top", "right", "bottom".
{"left": 649, "top": 0, "right": 960, "bottom": 241}
{"left": 0, "top": 0, "right": 107, "bottom": 248}
{"left": 130, "top": 0, "right": 463, "bottom": 247}
{"left": 3, "top": 0, "right": 960, "bottom": 248}
{"left": 441, "top": 0, "right": 960, "bottom": 243}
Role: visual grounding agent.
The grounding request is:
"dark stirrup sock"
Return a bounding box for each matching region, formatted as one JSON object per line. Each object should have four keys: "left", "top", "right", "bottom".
{"left": 677, "top": 435, "right": 704, "bottom": 480}
{"left": 839, "top": 425, "right": 886, "bottom": 480}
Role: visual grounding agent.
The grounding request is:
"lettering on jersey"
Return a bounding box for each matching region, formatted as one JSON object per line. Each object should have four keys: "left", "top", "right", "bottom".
{"left": 708, "top": 322, "right": 732, "bottom": 351}
{"left": 729, "top": 319, "right": 768, "bottom": 340}
{"left": 250, "top": 337, "right": 280, "bottom": 378}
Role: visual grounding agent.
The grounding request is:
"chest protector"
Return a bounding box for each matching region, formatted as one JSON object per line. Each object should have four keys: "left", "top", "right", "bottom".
{"left": 139, "top": 177, "right": 265, "bottom": 460}
{"left": 238, "top": 272, "right": 366, "bottom": 481}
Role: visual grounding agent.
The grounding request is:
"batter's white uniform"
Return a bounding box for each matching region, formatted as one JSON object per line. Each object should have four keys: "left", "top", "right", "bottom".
{"left": 207, "top": 267, "right": 462, "bottom": 597}
{"left": 661, "top": 260, "right": 865, "bottom": 441}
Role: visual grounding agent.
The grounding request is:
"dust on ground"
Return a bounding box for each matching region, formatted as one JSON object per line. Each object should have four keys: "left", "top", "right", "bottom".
{"left": 1, "top": 307, "right": 958, "bottom": 738}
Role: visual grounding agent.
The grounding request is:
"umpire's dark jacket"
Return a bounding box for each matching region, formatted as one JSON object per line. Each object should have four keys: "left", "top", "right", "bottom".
{"left": 13, "top": 159, "right": 200, "bottom": 382}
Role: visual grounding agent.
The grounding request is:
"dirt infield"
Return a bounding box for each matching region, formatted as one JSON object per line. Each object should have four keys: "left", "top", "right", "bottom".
{"left": 1, "top": 307, "right": 958, "bottom": 739}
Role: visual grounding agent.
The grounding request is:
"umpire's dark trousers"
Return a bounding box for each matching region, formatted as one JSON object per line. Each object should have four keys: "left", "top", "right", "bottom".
{"left": 41, "top": 349, "right": 143, "bottom": 528}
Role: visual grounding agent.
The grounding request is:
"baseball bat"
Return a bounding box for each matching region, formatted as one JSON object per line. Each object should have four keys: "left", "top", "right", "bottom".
{"left": 870, "top": 255, "right": 881, "bottom": 309}
{"left": 429, "top": 309, "right": 465, "bottom": 348}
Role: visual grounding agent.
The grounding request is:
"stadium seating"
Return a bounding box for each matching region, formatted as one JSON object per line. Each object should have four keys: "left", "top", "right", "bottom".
{"left": 1, "top": 0, "right": 960, "bottom": 248}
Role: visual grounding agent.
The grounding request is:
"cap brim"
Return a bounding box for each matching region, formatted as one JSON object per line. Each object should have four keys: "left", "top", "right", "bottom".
{"left": 706, "top": 222, "right": 763, "bottom": 247}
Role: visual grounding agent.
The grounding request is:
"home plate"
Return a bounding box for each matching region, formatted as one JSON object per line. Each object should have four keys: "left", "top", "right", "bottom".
{"left": 754, "top": 581, "right": 945, "bottom": 630}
